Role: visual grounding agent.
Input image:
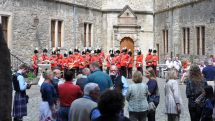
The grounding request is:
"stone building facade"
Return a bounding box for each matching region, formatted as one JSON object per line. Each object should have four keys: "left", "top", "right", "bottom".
{"left": 154, "top": 0, "right": 215, "bottom": 62}
{"left": 0, "top": 0, "right": 153, "bottom": 63}
{"left": 1, "top": 0, "right": 214, "bottom": 63}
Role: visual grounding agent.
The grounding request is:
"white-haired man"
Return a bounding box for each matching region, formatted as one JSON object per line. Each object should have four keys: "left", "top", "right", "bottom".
{"left": 69, "top": 83, "right": 100, "bottom": 121}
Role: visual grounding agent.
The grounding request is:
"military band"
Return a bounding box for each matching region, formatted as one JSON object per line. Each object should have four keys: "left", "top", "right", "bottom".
{"left": 31, "top": 47, "right": 159, "bottom": 78}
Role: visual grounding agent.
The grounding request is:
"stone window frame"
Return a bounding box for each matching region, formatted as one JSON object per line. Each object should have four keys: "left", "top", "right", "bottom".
{"left": 182, "top": 27, "right": 190, "bottom": 54}
{"left": 50, "top": 19, "right": 64, "bottom": 48}
{"left": 83, "top": 22, "right": 93, "bottom": 47}
{"left": 0, "top": 12, "right": 12, "bottom": 49}
{"left": 162, "top": 29, "right": 168, "bottom": 54}
{"left": 196, "top": 26, "right": 205, "bottom": 55}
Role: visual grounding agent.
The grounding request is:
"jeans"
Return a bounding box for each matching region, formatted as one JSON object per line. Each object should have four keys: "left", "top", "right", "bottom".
{"left": 57, "top": 106, "right": 70, "bottom": 121}
{"left": 129, "top": 111, "right": 147, "bottom": 121}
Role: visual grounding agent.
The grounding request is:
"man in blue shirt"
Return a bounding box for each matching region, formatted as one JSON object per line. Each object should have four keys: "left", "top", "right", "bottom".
{"left": 202, "top": 60, "right": 215, "bottom": 81}
{"left": 88, "top": 62, "right": 113, "bottom": 92}
{"left": 12, "top": 64, "right": 31, "bottom": 121}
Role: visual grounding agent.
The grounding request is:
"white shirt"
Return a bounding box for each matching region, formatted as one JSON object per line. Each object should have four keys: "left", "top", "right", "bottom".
{"left": 166, "top": 60, "right": 173, "bottom": 69}
{"left": 173, "top": 60, "right": 182, "bottom": 71}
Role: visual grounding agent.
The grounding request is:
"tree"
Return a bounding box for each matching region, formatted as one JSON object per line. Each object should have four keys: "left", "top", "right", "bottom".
{"left": 0, "top": 24, "right": 12, "bottom": 121}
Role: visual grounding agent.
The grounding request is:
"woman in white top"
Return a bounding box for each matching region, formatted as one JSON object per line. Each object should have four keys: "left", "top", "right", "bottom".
{"left": 165, "top": 69, "right": 182, "bottom": 121}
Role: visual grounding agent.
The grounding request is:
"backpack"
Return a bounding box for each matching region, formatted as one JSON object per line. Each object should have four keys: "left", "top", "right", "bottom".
{"left": 12, "top": 73, "right": 22, "bottom": 92}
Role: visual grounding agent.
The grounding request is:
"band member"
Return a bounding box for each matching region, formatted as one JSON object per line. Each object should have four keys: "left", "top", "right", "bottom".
{"left": 114, "top": 49, "right": 121, "bottom": 70}
{"left": 127, "top": 50, "right": 133, "bottom": 79}
{"left": 62, "top": 51, "right": 69, "bottom": 71}
{"left": 70, "top": 48, "right": 81, "bottom": 76}
{"left": 41, "top": 48, "right": 49, "bottom": 64}
{"left": 136, "top": 49, "right": 143, "bottom": 75}
{"left": 85, "top": 48, "right": 91, "bottom": 68}
{"left": 50, "top": 48, "right": 58, "bottom": 70}
{"left": 145, "top": 49, "right": 153, "bottom": 69}
{"left": 32, "top": 48, "right": 39, "bottom": 76}
{"left": 120, "top": 48, "right": 129, "bottom": 78}
{"left": 79, "top": 51, "right": 87, "bottom": 73}
{"left": 106, "top": 49, "right": 114, "bottom": 74}
{"left": 97, "top": 48, "right": 104, "bottom": 71}
{"left": 90, "top": 50, "right": 99, "bottom": 63}
{"left": 152, "top": 50, "right": 159, "bottom": 76}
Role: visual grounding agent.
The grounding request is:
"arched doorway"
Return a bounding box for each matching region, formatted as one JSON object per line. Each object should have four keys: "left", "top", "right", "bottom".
{"left": 120, "top": 37, "right": 134, "bottom": 58}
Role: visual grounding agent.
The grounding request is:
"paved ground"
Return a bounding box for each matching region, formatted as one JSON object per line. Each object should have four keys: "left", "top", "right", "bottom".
{"left": 19, "top": 77, "right": 190, "bottom": 121}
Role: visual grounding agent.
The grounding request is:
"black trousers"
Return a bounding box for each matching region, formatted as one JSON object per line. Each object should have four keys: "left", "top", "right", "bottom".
{"left": 120, "top": 66, "right": 127, "bottom": 78}
{"left": 14, "top": 117, "right": 23, "bottom": 121}
{"left": 152, "top": 65, "right": 157, "bottom": 77}
{"left": 137, "top": 67, "right": 143, "bottom": 75}
{"left": 147, "top": 111, "right": 155, "bottom": 121}
{"left": 127, "top": 67, "right": 132, "bottom": 79}
{"left": 189, "top": 107, "right": 202, "bottom": 121}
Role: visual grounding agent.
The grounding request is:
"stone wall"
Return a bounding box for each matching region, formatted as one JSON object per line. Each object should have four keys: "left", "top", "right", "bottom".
{"left": 154, "top": 0, "right": 215, "bottom": 62}
{"left": 0, "top": 0, "right": 103, "bottom": 63}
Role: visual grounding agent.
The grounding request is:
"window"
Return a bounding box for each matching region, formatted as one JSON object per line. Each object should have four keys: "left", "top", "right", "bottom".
{"left": 182, "top": 27, "right": 190, "bottom": 54}
{"left": 196, "top": 26, "right": 205, "bottom": 55}
{"left": 1, "top": 16, "right": 8, "bottom": 43}
{"left": 58, "top": 21, "right": 62, "bottom": 47}
{"left": 84, "top": 23, "right": 92, "bottom": 47}
{"left": 51, "top": 20, "right": 56, "bottom": 47}
{"left": 51, "top": 20, "right": 63, "bottom": 47}
{"left": 84, "top": 23, "right": 87, "bottom": 47}
{"left": 162, "top": 29, "right": 168, "bottom": 53}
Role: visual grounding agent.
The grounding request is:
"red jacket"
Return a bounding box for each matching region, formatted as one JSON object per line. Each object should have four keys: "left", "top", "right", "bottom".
{"left": 113, "top": 55, "right": 121, "bottom": 69}
{"left": 128, "top": 56, "right": 133, "bottom": 68}
{"left": 72, "top": 54, "right": 81, "bottom": 68}
{"left": 32, "top": 55, "right": 38, "bottom": 69}
{"left": 136, "top": 55, "right": 143, "bottom": 68}
{"left": 145, "top": 53, "right": 153, "bottom": 66}
{"left": 120, "top": 54, "right": 129, "bottom": 67}
{"left": 152, "top": 55, "right": 159, "bottom": 66}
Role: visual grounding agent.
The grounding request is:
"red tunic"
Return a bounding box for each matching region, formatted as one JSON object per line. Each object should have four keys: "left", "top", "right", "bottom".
{"left": 41, "top": 54, "right": 49, "bottom": 63}
{"left": 72, "top": 54, "right": 81, "bottom": 68}
{"left": 79, "top": 56, "right": 86, "bottom": 69}
{"left": 61, "top": 57, "right": 69, "bottom": 69}
{"left": 85, "top": 54, "right": 91, "bottom": 66}
{"left": 90, "top": 55, "right": 99, "bottom": 64}
{"left": 128, "top": 56, "right": 133, "bottom": 68}
{"left": 50, "top": 56, "right": 58, "bottom": 69}
{"left": 113, "top": 55, "right": 121, "bottom": 69}
{"left": 136, "top": 55, "right": 143, "bottom": 68}
{"left": 120, "top": 54, "right": 129, "bottom": 67}
{"left": 152, "top": 55, "right": 159, "bottom": 66}
{"left": 145, "top": 53, "right": 153, "bottom": 66}
{"left": 32, "top": 55, "right": 38, "bottom": 69}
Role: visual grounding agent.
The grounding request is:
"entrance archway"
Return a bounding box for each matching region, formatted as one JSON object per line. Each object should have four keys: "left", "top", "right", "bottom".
{"left": 120, "top": 37, "right": 134, "bottom": 58}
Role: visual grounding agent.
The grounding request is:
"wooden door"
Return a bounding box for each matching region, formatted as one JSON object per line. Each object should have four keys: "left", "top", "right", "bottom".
{"left": 120, "top": 37, "right": 134, "bottom": 58}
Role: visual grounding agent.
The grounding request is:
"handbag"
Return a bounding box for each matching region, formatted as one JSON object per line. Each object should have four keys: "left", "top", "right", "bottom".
{"left": 148, "top": 95, "right": 160, "bottom": 106}
{"left": 148, "top": 102, "right": 156, "bottom": 111}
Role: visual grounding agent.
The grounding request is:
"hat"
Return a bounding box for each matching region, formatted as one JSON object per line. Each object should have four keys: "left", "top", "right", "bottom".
{"left": 148, "top": 49, "right": 152, "bottom": 53}
{"left": 52, "top": 48, "right": 56, "bottom": 55}
{"left": 74, "top": 48, "right": 79, "bottom": 53}
{"left": 115, "top": 49, "right": 120, "bottom": 54}
{"left": 68, "top": 49, "right": 73, "bottom": 55}
{"left": 82, "top": 51, "right": 86, "bottom": 55}
{"left": 64, "top": 51, "right": 68, "bottom": 57}
{"left": 43, "top": 48, "right": 48, "bottom": 53}
{"left": 153, "top": 50, "right": 157, "bottom": 53}
{"left": 128, "top": 49, "right": 132, "bottom": 56}
{"left": 34, "top": 48, "right": 39, "bottom": 54}
{"left": 57, "top": 47, "right": 61, "bottom": 52}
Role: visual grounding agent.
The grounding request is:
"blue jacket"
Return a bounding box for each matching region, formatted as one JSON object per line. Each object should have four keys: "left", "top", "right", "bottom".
{"left": 202, "top": 65, "right": 215, "bottom": 81}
